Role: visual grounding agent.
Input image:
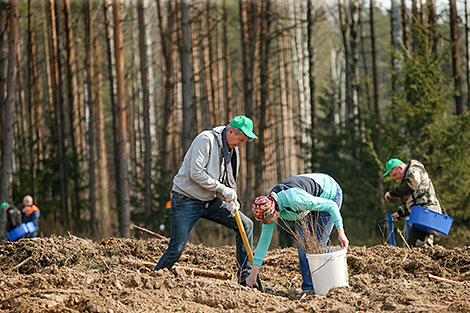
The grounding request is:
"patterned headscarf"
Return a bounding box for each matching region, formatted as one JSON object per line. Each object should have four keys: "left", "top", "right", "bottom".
{"left": 252, "top": 195, "right": 278, "bottom": 224}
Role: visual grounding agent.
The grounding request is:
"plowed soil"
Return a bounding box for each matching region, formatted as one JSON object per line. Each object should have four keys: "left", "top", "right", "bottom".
{"left": 1, "top": 234, "right": 469, "bottom": 313}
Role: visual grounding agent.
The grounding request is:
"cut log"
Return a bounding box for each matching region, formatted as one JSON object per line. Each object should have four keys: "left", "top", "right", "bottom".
{"left": 172, "top": 266, "right": 233, "bottom": 281}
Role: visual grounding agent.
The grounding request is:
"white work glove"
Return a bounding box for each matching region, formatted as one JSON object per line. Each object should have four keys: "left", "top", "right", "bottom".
{"left": 227, "top": 201, "right": 239, "bottom": 217}
{"left": 221, "top": 187, "right": 237, "bottom": 202}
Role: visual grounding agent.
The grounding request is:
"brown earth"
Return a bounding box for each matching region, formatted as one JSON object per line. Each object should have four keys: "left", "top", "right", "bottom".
{"left": 0, "top": 234, "right": 469, "bottom": 313}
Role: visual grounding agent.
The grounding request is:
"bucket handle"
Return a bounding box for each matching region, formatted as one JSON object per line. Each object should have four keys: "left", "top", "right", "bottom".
{"left": 309, "top": 252, "right": 344, "bottom": 275}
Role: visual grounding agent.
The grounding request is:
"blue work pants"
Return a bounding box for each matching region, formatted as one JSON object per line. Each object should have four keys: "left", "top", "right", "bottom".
{"left": 155, "top": 192, "right": 254, "bottom": 282}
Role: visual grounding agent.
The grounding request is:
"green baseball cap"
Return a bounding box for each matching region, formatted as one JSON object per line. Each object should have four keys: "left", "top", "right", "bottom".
{"left": 383, "top": 158, "right": 404, "bottom": 177}
{"left": 1, "top": 202, "right": 8, "bottom": 212}
{"left": 230, "top": 115, "right": 258, "bottom": 139}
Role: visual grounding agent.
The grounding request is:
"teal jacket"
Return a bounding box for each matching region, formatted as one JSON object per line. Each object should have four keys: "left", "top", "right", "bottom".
{"left": 253, "top": 173, "right": 342, "bottom": 266}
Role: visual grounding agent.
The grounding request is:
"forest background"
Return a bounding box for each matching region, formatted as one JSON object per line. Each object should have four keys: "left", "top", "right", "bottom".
{"left": 0, "top": 0, "right": 469, "bottom": 249}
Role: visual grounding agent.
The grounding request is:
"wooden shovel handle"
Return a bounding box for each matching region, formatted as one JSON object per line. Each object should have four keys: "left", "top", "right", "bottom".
{"left": 233, "top": 202, "right": 254, "bottom": 265}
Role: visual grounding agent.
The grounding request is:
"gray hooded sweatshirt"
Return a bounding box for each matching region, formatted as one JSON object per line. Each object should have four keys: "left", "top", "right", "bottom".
{"left": 172, "top": 126, "right": 239, "bottom": 201}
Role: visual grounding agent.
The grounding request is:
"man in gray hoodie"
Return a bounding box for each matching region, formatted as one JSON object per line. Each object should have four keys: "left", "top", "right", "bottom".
{"left": 155, "top": 116, "right": 262, "bottom": 288}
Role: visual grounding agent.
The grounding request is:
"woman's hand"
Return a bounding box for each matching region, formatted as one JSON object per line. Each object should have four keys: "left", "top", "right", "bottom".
{"left": 336, "top": 226, "right": 349, "bottom": 249}
{"left": 245, "top": 265, "right": 260, "bottom": 288}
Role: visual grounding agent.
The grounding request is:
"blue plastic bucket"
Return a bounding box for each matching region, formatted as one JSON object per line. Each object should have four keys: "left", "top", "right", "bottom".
{"left": 408, "top": 206, "right": 453, "bottom": 238}
{"left": 6, "top": 222, "right": 37, "bottom": 241}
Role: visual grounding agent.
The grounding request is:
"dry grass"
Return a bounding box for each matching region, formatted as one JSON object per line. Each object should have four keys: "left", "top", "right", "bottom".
{"left": 277, "top": 210, "right": 329, "bottom": 255}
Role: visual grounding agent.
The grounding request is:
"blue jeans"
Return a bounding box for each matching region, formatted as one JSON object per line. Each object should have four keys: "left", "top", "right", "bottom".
{"left": 155, "top": 192, "right": 254, "bottom": 281}
{"left": 297, "top": 183, "right": 343, "bottom": 290}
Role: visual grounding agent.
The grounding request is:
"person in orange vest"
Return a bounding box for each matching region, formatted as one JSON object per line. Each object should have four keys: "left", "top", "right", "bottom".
{"left": 22, "top": 195, "right": 40, "bottom": 237}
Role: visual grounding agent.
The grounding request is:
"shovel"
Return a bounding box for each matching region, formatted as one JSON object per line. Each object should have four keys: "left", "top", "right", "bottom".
{"left": 232, "top": 200, "right": 254, "bottom": 265}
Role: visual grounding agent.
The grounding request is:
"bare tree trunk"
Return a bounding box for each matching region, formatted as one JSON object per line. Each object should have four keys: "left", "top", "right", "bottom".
{"left": 27, "top": 0, "right": 37, "bottom": 199}
{"left": 0, "top": 0, "right": 19, "bottom": 236}
{"left": 390, "top": 0, "right": 398, "bottom": 107}
{"left": 48, "top": 0, "right": 70, "bottom": 228}
{"left": 449, "top": 0, "right": 464, "bottom": 115}
{"left": 180, "top": 0, "right": 196, "bottom": 152}
{"left": 103, "top": 0, "right": 120, "bottom": 213}
{"left": 113, "top": 0, "right": 130, "bottom": 237}
{"left": 466, "top": 0, "right": 470, "bottom": 109}
{"left": 359, "top": 2, "right": 372, "bottom": 113}
{"left": 84, "top": 0, "right": 98, "bottom": 240}
{"left": 201, "top": 4, "right": 215, "bottom": 125}
{"left": 222, "top": 0, "right": 233, "bottom": 121}
{"left": 370, "top": 0, "right": 379, "bottom": 122}
{"left": 278, "top": 21, "right": 289, "bottom": 179}
{"left": 411, "top": 0, "right": 418, "bottom": 53}
{"left": 370, "top": 0, "right": 383, "bottom": 206}
{"left": 428, "top": 0, "right": 438, "bottom": 53}
{"left": 94, "top": 32, "right": 112, "bottom": 239}
{"left": 0, "top": 8, "right": 5, "bottom": 235}
{"left": 401, "top": 0, "right": 410, "bottom": 51}
{"left": 239, "top": 0, "right": 257, "bottom": 208}
{"left": 255, "top": 0, "right": 270, "bottom": 197}
{"left": 207, "top": 0, "right": 219, "bottom": 125}
{"left": 338, "top": 0, "right": 351, "bottom": 115}
{"left": 16, "top": 39, "right": 27, "bottom": 180}
{"left": 307, "top": 0, "right": 317, "bottom": 171}
{"left": 156, "top": 0, "right": 175, "bottom": 185}
{"left": 63, "top": 0, "right": 81, "bottom": 229}
{"left": 191, "top": 7, "right": 203, "bottom": 131}
{"left": 27, "top": 6, "right": 44, "bottom": 172}
{"left": 138, "top": 0, "right": 154, "bottom": 225}
{"left": 350, "top": 0, "right": 360, "bottom": 141}
{"left": 216, "top": 1, "right": 224, "bottom": 123}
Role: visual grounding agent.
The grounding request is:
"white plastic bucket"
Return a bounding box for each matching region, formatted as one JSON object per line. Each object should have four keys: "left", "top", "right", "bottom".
{"left": 306, "top": 246, "right": 349, "bottom": 295}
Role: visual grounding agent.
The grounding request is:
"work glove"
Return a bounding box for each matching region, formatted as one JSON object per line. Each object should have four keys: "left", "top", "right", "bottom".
{"left": 227, "top": 201, "right": 239, "bottom": 217}
{"left": 221, "top": 187, "right": 237, "bottom": 202}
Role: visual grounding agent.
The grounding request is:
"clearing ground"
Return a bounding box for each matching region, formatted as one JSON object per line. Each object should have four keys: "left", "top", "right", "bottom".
{"left": 0, "top": 234, "right": 469, "bottom": 313}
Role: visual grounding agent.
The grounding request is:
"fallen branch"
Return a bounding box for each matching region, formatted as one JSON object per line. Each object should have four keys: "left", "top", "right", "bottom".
{"left": 172, "top": 266, "right": 233, "bottom": 281}
{"left": 131, "top": 224, "right": 166, "bottom": 240}
{"left": 122, "top": 258, "right": 232, "bottom": 280}
{"left": 396, "top": 229, "right": 412, "bottom": 251}
{"left": 0, "top": 291, "right": 30, "bottom": 305}
{"left": 11, "top": 256, "right": 34, "bottom": 272}
{"left": 428, "top": 273, "right": 462, "bottom": 284}
{"left": 99, "top": 255, "right": 110, "bottom": 270}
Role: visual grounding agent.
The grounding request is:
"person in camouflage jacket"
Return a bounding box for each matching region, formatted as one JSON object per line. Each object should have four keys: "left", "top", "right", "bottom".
{"left": 383, "top": 158, "right": 442, "bottom": 247}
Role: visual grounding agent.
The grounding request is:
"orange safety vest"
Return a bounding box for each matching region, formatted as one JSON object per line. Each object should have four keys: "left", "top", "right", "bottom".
{"left": 23, "top": 204, "right": 40, "bottom": 214}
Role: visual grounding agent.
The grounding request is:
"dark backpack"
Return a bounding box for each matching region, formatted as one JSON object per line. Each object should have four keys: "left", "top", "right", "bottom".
{"left": 6, "top": 205, "right": 22, "bottom": 232}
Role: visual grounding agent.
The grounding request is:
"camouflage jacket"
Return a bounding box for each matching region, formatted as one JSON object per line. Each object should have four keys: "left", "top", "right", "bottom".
{"left": 389, "top": 160, "right": 442, "bottom": 215}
